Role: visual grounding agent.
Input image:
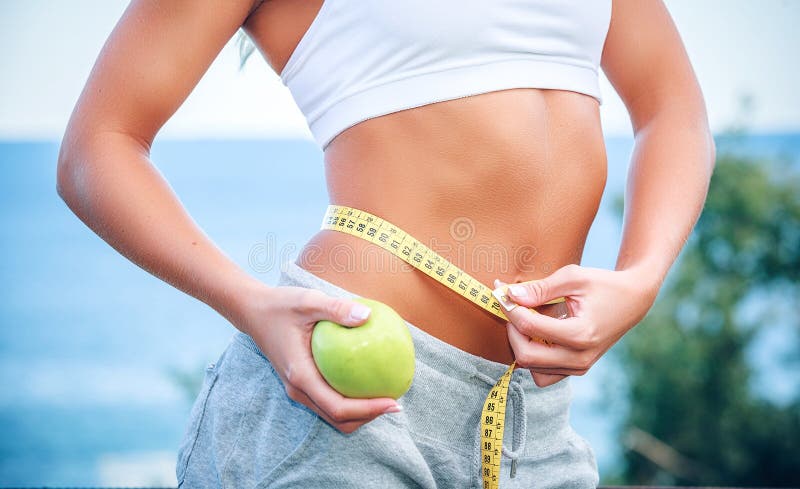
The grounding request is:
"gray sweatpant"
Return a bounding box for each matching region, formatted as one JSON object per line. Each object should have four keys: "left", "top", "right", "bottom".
{"left": 176, "top": 260, "right": 599, "bottom": 488}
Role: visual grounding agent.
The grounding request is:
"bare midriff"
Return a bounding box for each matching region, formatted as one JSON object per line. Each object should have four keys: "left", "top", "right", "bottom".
{"left": 245, "top": 4, "right": 608, "bottom": 365}
{"left": 297, "top": 89, "right": 607, "bottom": 364}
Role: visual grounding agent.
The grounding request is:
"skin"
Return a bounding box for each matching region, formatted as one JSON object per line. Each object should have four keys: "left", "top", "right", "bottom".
{"left": 57, "top": 0, "right": 714, "bottom": 434}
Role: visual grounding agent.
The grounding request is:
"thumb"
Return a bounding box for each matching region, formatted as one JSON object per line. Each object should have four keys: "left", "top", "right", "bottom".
{"left": 331, "top": 298, "right": 372, "bottom": 327}
{"left": 303, "top": 290, "right": 372, "bottom": 327}
{"left": 341, "top": 300, "right": 372, "bottom": 326}
{"left": 504, "top": 264, "right": 582, "bottom": 307}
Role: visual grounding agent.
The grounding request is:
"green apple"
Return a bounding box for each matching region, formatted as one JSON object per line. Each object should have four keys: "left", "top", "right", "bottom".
{"left": 311, "top": 297, "right": 415, "bottom": 399}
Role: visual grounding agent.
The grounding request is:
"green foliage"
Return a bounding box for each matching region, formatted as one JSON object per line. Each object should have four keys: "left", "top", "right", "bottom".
{"left": 613, "top": 143, "right": 800, "bottom": 486}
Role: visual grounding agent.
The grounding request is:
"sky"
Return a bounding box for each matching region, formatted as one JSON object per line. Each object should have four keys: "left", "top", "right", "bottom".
{"left": 1, "top": 0, "right": 799, "bottom": 141}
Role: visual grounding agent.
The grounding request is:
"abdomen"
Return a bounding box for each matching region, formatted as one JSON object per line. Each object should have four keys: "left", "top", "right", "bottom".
{"left": 300, "top": 88, "right": 607, "bottom": 364}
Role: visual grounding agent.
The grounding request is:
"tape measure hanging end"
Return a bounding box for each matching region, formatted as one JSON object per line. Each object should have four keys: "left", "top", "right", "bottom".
{"left": 480, "top": 361, "right": 516, "bottom": 488}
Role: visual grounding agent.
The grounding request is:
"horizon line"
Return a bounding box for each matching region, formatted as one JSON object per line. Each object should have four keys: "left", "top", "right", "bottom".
{"left": 2, "top": 129, "right": 800, "bottom": 145}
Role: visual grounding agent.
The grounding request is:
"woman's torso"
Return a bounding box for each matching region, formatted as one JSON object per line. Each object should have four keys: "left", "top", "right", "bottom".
{"left": 243, "top": 0, "right": 608, "bottom": 364}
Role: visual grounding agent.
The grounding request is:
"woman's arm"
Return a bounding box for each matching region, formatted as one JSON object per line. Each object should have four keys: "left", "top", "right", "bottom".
{"left": 57, "top": 0, "right": 399, "bottom": 432}
{"left": 57, "top": 0, "right": 265, "bottom": 325}
{"left": 603, "top": 0, "right": 716, "bottom": 286}
{"left": 497, "top": 0, "right": 715, "bottom": 386}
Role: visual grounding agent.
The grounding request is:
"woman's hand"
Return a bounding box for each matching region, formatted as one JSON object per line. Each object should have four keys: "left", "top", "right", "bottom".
{"left": 237, "top": 284, "right": 402, "bottom": 434}
{"left": 495, "top": 264, "right": 659, "bottom": 387}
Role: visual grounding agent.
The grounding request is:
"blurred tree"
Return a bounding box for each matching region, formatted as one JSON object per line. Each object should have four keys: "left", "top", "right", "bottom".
{"left": 612, "top": 140, "right": 800, "bottom": 486}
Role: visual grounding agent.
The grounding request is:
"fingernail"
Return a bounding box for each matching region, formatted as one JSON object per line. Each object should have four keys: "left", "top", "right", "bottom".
{"left": 349, "top": 303, "right": 371, "bottom": 322}
{"left": 492, "top": 286, "right": 517, "bottom": 311}
{"left": 508, "top": 284, "right": 527, "bottom": 297}
{"left": 383, "top": 404, "right": 403, "bottom": 414}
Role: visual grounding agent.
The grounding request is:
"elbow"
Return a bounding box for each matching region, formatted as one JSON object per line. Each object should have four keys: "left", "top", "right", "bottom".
{"left": 695, "top": 120, "right": 716, "bottom": 186}
{"left": 56, "top": 139, "right": 78, "bottom": 207}
{"left": 56, "top": 128, "right": 150, "bottom": 220}
{"left": 636, "top": 103, "right": 717, "bottom": 177}
{"left": 56, "top": 149, "right": 71, "bottom": 203}
{"left": 707, "top": 128, "right": 717, "bottom": 172}
{"left": 695, "top": 115, "right": 716, "bottom": 180}
{"left": 56, "top": 131, "right": 93, "bottom": 215}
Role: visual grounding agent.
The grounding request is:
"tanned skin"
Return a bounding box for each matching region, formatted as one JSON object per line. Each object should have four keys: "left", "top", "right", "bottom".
{"left": 58, "top": 0, "right": 714, "bottom": 434}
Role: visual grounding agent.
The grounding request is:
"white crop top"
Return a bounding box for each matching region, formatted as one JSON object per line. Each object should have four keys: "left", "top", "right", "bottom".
{"left": 279, "top": 0, "right": 613, "bottom": 149}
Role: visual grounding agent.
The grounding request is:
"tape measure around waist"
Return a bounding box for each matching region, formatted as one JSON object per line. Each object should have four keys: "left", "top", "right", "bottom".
{"left": 320, "top": 204, "right": 564, "bottom": 488}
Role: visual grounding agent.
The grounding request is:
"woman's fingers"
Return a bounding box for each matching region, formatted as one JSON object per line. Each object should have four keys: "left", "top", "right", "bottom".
{"left": 530, "top": 371, "right": 568, "bottom": 387}
{"left": 502, "top": 316, "right": 571, "bottom": 386}
{"left": 282, "top": 349, "right": 401, "bottom": 433}
{"left": 284, "top": 385, "right": 370, "bottom": 434}
{"left": 502, "top": 264, "right": 584, "bottom": 308}
{"left": 507, "top": 322, "right": 594, "bottom": 374}
{"left": 493, "top": 268, "right": 594, "bottom": 349}
{"left": 282, "top": 364, "right": 401, "bottom": 433}
{"left": 302, "top": 370, "right": 401, "bottom": 424}
{"left": 503, "top": 304, "right": 592, "bottom": 349}
{"left": 291, "top": 288, "right": 373, "bottom": 327}
{"left": 284, "top": 382, "right": 392, "bottom": 434}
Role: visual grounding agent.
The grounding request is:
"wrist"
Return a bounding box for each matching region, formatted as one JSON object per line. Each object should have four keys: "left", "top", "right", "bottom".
{"left": 615, "top": 263, "right": 664, "bottom": 308}
{"left": 211, "top": 269, "right": 273, "bottom": 334}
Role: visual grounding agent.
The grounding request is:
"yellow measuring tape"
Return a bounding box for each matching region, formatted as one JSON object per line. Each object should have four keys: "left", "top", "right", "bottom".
{"left": 321, "top": 204, "right": 564, "bottom": 488}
